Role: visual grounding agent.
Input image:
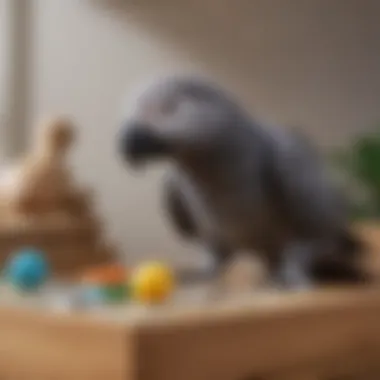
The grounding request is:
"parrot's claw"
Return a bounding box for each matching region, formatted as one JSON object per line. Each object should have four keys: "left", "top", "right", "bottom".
{"left": 269, "top": 241, "right": 317, "bottom": 292}
{"left": 271, "top": 276, "right": 315, "bottom": 292}
{"left": 205, "top": 276, "right": 225, "bottom": 301}
{"left": 276, "top": 265, "right": 315, "bottom": 291}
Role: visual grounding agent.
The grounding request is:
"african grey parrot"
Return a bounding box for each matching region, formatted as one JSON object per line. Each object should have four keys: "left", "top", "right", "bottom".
{"left": 118, "top": 75, "right": 368, "bottom": 290}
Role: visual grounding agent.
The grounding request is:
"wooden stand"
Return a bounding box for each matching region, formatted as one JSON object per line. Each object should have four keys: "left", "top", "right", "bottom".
{"left": 0, "top": 284, "right": 380, "bottom": 379}
{"left": 0, "top": 117, "right": 115, "bottom": 275}
{"left": 0, "top": 224, "right": 379, "bottom": 379}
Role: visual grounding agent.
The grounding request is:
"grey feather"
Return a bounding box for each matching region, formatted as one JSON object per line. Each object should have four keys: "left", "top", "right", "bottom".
{"left": 162, "top": 172, "right": 197, "bottom": 239}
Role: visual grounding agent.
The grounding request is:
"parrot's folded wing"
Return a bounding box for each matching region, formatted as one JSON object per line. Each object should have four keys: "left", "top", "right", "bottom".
{"left": 162, "top": 172, "right": 197, "bottom": 239}
{"left": 264, "top": 130, "right": 346, "bottom": 235}
{"left": 263, "top": 129, "right": 368, "bottom": 282}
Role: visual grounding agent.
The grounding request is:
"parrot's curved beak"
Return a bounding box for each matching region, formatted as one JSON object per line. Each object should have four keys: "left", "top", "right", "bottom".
{"left": 119, "top": 122, "right": 171, "bottom": 167}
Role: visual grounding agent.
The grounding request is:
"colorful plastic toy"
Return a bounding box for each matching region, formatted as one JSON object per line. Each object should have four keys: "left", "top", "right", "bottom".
{"left": 81, "top": 264, "right": 128, "bottom": 303}
{"left": 4, "top": 248, "right": 50, "bottom": 291}
{"left": 130, "top": 262, "right": 175, "bottom": 304}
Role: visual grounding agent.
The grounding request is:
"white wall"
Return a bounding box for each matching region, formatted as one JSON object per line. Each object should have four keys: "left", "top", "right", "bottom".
{"left": 0, "top": 0, "right": 32, "bottom": 160}
{"left": 31, "top": 0, "right": 206, "bottom": 267}
{"left": 0, "top": 0, "right": 7, "bottom": 149}
{"left": 0, "top": 0, "right": 15, "bottom": 160}
{"left": 29, "top": 0, "right": 380, "bottom": 266}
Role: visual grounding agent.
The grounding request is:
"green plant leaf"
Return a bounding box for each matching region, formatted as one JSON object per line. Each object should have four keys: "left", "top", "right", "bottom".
{"left": 352, "top": 136, "right": 380, "bottom": 188}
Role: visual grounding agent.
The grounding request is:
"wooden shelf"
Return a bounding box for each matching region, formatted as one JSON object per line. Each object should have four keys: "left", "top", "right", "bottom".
{"left": 1, "top": 285, "right": 380, "bottom": 379}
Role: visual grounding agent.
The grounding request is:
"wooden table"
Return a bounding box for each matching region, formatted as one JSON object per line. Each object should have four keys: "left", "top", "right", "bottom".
{"left": 1, "top": 283, "right": 380, "bottom": 380}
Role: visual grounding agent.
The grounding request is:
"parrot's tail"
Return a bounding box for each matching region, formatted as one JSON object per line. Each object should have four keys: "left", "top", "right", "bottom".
{"left": 339, "top": 228, "right": 367, "bottom": 258}
{"left": 312, "top": 229, "right": 372, "bottom": 285}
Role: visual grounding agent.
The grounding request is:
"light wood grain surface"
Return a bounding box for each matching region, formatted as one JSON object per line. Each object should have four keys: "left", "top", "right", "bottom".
{"left": 0, "top": 222, "right": 380, "bottom": 379}
{"left": 1, "top": 283, "right": 380, "bottom": 380}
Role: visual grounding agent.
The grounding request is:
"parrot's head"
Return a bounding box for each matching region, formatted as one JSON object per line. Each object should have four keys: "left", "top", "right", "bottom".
{"left": 119, "top": 75, "right": 245, "bottom": 167}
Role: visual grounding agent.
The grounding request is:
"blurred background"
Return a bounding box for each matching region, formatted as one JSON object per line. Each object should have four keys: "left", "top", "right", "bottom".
{"left": 1, "top": 0, "right": 380, "bottom": 269}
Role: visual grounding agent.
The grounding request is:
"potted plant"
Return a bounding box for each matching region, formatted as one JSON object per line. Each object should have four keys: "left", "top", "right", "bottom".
{"left": 329, "top": 129, "right": 380, "bottom": 255}
{"left": 329, "top": 129, "right": 380, "bottom": 219}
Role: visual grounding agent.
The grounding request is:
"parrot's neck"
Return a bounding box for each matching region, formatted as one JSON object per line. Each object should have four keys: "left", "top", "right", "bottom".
{"left": 178, "top": 143, "right": 256, "bottom": 193}
{"left": 177, "top": 122, "right": 268, "bottom": 194}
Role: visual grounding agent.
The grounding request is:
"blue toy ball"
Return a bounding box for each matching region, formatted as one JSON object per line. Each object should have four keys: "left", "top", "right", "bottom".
{"left": 4, "top": 248, "right": 50, "bottom": 291}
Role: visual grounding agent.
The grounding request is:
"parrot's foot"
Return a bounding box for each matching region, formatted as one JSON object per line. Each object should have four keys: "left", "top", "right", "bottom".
{"left": 276, "top": 260, "right": 315, "bottom": 291}
{"left": 269, "top": 274, "right": 315, "bottom": 292}
{"left": 206, "top": 278, "right": 226, "bottom": 301}
{"left": 269, "top": 241, "right": 317, "bottom": 292}
{"left": 200, "top": 242, "right": 233, "bottom": 301}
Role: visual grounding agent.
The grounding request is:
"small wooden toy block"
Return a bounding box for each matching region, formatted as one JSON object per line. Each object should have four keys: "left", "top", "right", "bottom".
{"left": 0, "top": 117, "right": 116, "bottom": 276}
{"left": 81, "top": 263, "right": 129, "bottom": 303}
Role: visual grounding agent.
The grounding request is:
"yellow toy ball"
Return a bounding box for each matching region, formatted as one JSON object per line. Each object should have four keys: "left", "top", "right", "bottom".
{"left": 130, "top": 262, "right": 175, "bottom": 304}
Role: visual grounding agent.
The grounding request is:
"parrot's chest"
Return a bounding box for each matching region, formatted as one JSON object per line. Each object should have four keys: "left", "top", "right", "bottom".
{"left": 193, "top": 187, "right": 284, "bottom": 250}
{"left": 178, "top": 168, "right": 288, "bottom": 252}
{"left": 216, "top": 201, "right": 282, "bottom": 250}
